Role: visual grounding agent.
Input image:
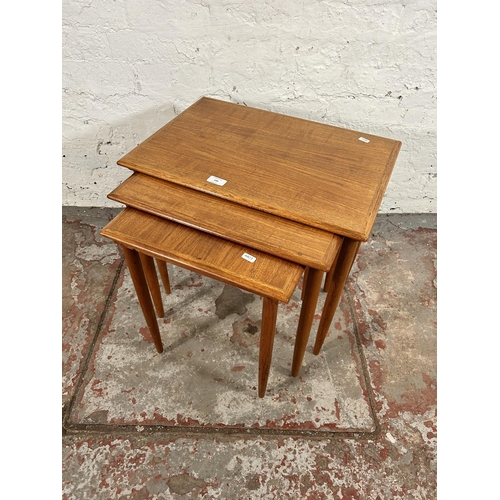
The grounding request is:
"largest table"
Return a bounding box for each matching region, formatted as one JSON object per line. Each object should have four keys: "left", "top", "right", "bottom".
{"left": 111, "top": 96, "right": 401, "bottom": 375}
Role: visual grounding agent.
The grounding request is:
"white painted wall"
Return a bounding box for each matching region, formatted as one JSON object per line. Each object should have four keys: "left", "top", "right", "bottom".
{"left": 62, "top": 0, "right": 436, "bottom": 212}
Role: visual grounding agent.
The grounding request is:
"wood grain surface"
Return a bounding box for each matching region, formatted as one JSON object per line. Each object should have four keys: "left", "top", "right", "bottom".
{"left": 109, "top": 172, "right": 341, "bottom": 271}
{"left": 101, "top": 207, "right": 303, "bottom": 303}
{"left": 117, "top": 97, "right": 401, "bottom": 241}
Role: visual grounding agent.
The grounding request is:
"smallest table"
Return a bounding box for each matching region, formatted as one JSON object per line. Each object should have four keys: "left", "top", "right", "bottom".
{"left": 101, "top": 207, "right": 304, "bottom": 397}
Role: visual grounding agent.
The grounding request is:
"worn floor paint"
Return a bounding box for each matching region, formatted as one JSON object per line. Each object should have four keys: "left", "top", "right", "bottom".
{"left": 62, "top": 208, "right": 122, "bottom": 405}
{"left": 70, "top": 264, "right": 373, "bottom": 432}
{"left": 62, "top": 210, "right": 436, "bottom": 499}
{"left": 63, "top": 432, "right": 434, "bottom": 499}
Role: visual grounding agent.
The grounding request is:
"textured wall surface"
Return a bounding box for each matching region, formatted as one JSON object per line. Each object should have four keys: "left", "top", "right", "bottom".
{"left": 62, "top": 0, "right": 436, "bottom": 212}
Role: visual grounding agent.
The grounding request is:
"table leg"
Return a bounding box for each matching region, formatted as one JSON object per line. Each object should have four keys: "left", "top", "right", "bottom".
{"left": 156, "top": 259, "right": 171, "bottom": 295}
{"left": 122, "top": 246, "right": 164, "bottom": 354}
{"left": 259, "top": 297, "right": 279, "bottom": 398}
{"left": 313, "top": 238, "right": 361, "bottom": 355}
{"left": 323, "top": 267, "right": 334, "bottom": 293}
{"left": 323, "top": 244, "right": 341, "bottom": 293}
{"left": 291, "top": 267, "right": 323, "bottom": 377}
{"left": 139, "top": 253, "right": 165, "bottom": 318}
{"left": 301, "top": 267, "right": 309, "bottom": 301}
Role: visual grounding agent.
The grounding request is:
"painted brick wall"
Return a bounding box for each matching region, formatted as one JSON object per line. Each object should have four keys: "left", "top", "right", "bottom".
{"left": 62, "top": 0, "right": 436, "bottom": 212}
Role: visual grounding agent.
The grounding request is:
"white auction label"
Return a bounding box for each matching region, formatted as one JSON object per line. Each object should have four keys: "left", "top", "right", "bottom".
{"left": 207, "top": 175, "right": 227, "bottom": 186}
{"left": 242, "top": 253, "right": 256, "bottom": 263}
{"left": 358, "top": 137, "right": 370, "bottom": 143}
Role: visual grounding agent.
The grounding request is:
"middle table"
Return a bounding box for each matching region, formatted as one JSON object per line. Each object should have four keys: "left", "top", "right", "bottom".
{"left": 109, "top": 172, "right": 343, "bottom": 376}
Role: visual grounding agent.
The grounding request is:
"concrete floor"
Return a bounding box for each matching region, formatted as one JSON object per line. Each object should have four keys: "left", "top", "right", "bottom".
{"left": 62, "top": 207, "right": 437, "bottom": 499}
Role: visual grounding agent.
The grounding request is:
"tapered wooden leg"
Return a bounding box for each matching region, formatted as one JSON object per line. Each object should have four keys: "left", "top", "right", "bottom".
{"left": 122, "top": 246, "right": 163, "bottom": 354}
{"left": 323, "top": 245, "right": 341, "bottom": 292}
{"left": 301, "top": 267, "right": 309, "bottom": 301}
{"left": 139, "top": 253, "right": 165, "bottom": 318}
{"left": 323, "top": 268, "right": 334, "bottom": 293}
{"left": 259, "top": 297, "right": 279, "bottom": 398}
{"left": 314, "top": 238, "right": 361, "bottom": 355}
{"left": 291, "top": 267, "right": 323, "bottom": 376}
{"left": 156, "top": 259, "right": 171, "bottom": 295}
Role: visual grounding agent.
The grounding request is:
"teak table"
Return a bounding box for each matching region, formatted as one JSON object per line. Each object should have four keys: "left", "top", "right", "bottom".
{"left": 108, "top": 172, "right": 343, "bottom": 376}
{"left": 110, "top": 96, "right": 401, "bottom": 379}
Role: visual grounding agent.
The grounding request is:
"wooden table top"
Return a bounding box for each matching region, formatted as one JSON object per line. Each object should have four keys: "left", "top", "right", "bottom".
{"left": 117, "top": 97, "right": 401, "bottom": 241}
{"left": 109, "top": 172, "right": 342, "bottom": 271}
